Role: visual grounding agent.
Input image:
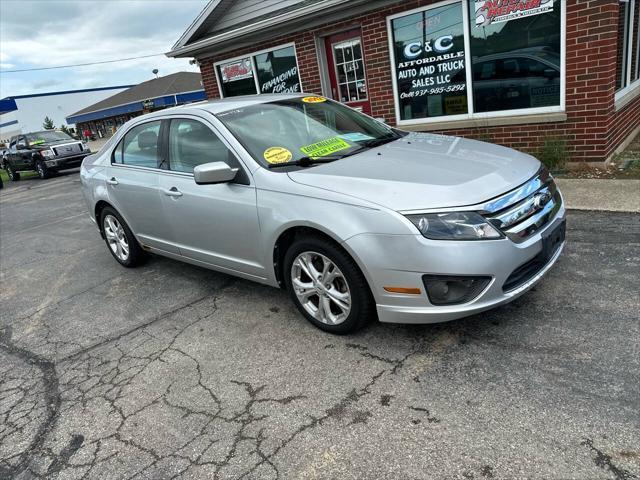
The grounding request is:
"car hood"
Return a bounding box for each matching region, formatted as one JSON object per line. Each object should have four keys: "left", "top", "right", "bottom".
{"left": 287, "top": 133, "right": 541, "bottom": 211}
{"left": 32, "top": 139, "right": 80, "bottom": 148}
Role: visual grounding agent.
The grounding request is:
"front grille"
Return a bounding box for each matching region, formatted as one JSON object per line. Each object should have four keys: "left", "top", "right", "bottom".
{"left": 483, "top": 169, "right": 562, "bottom": 243}
{"left": 53, "top": 143, "right": 83, "bottom": 157}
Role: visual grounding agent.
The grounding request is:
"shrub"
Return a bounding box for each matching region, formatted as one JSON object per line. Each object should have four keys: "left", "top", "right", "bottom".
{"left": 537, "top": 136, "right": 569, "bottom": 170}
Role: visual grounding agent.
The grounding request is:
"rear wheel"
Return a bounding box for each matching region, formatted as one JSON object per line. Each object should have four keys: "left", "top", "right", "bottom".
{"left": 6, "top": 163, "right": 19, "bottom": 181}
{"left": 100, "top": 207, "right": 146, "bottom": 267}
{"left": 284, "top": 236, "right": 375, "bottom": 334}
{"left": 36, "top": 159, "right": 50, "bottom": 179}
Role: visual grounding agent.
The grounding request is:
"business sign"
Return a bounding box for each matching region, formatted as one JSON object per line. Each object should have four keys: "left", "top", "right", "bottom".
{"left": 395, "top": 34, "right": 467, "bottom": 101}
{"left": 219, "top": 58, "right": 253, "bottom": 83}
{"left": 475, "top": 0, "right": 554, "bottom": 27}
{"left": 260, "top": 66, "right": 299, "bottom": 93}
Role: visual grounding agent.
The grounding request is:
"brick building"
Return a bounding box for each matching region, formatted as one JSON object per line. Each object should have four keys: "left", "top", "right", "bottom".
{"left": 168, "top": 0, "right": 640, "bottom": 165}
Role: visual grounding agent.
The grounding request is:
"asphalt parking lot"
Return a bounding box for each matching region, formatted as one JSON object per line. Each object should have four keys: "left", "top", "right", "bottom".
{"left": 0, "top": 171, "right": 638, "bottom": 480}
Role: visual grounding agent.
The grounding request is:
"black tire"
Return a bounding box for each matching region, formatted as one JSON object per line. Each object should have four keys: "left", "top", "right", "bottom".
{"left": 100, "top": 206, "right": 146, "bottom": 267}
{"left": 36, "top": 159, "right": 50, "bottom": 179}
{"left": 6, "top": 163, "right": 19, "bottom": 181}
{"left": 283, "top": 235, "right": 375, "bottom": 334}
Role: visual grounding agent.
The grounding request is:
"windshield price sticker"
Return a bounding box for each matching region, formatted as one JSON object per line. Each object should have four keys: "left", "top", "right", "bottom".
{"left": 300, "top": 137, "right": 350, "bottom": 158}
{"left": 264, "top": 147, "right": 293, "bottom": 164}
{"left": 302, "top": 96, "right": 327, "bottom": 103}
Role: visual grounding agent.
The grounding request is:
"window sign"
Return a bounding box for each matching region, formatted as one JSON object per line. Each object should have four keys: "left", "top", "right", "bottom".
{"left": 255, "top": 46, "right": 301, "bottom": 94}
{"left": 390, "top": 2, "right": 468, "bottom": 120}
{"left": 387, "top": 0, "right": 563, "bottom": 125}
{"left": 215, "top": 44, "right": 302, "bottom": 98}
{"left": 219, "top": 58, "right": 253, "bottom": 83}
{"left": 475, "top": 0, "right": 554, "bottom": 27}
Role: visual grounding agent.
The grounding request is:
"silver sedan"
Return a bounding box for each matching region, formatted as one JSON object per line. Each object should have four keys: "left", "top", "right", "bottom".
{"left": 80, "top": 94, "right": 565, "bottom": 334}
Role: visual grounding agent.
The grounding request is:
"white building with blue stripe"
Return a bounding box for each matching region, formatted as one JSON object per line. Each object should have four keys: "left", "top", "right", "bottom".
{"left": 0, "top": 85, "right": 132, "bottom": 143}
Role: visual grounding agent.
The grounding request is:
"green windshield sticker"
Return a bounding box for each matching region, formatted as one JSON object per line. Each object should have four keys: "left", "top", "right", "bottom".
{"left": 30, "top": 139, "right": 45, "bottom": 146}
{"left": 300, "top": 137, "right": 350, "bottom": 158}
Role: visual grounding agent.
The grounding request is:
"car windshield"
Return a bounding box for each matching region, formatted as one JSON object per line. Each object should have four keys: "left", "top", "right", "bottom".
{"left": 26, "top": 131, "right": 72, "bottom": 145}
{"left": 216, "top": 97, "right": 403, "bottom": 168}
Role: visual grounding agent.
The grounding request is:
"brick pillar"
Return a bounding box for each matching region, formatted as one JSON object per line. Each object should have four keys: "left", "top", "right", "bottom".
{"left": 200, "top": 61, "right": 220, "bottom": 100}
{"left": 565, "top": 0, "right": 620, "bottom": 163}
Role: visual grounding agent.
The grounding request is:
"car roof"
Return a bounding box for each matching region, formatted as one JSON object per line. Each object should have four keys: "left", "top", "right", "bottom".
{"left": 143, "top": 93, "right": 310, "bottom": 118}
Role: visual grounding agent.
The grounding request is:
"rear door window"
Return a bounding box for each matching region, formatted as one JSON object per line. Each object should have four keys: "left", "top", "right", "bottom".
{"left": 114, "top": 121, "right": 161, "bottom": 168}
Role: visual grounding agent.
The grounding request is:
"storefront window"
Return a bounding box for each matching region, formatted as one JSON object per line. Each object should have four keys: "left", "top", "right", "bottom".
{"left": 390, "top": 2, "right": 468, "bottom": 121}
{"left": 255, "top": 45, "right": 301, "bottom": 94}
{"left": 387, "top": 0, "right": 563, "bottom": 124}
{"left": 217, "top": 58, "right": 257, "bottom": 97}
{"left": 616, "top": 0, "right": 640, "bottom": 94}
{"left": 470, "top": 0, "right": 561, "bottom": 112}
{"left": 216, "top": 44, "right": 302, "bottom": 98}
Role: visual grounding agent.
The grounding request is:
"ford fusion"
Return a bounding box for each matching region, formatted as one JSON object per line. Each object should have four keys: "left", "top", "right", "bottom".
{"left": 80, "top": 94, "right": 565, "bottom": 334}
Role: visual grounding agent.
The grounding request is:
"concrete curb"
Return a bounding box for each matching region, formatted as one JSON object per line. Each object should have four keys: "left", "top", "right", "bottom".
{"left": 555, "top": 179, "right": 640, "bottom": 213}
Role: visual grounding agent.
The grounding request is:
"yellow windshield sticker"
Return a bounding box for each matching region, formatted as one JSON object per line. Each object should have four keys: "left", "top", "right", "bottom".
{"left": 30, "top": 139, "right": 45, "bottom": 146}
{"left": 264, "top": 146, "right": 292, "bottom": 164}
{"left": 300, "top": 137, "right": 350, "bottom": 158}
{"left": 302, "top": 96, "right": 326, "bottom": 103}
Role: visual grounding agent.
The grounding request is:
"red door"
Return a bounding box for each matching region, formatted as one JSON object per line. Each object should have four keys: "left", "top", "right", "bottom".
{"left": 324, "top": 29, "right": 371, "bottom": 115}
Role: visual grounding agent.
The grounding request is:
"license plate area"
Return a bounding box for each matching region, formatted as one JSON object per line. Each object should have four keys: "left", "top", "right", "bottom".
{"left": 541, "top": 218, "right": 566, "bottom": 262}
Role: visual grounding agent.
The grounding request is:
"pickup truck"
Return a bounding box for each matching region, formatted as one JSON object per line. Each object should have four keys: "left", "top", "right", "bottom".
{"left": 4, "top": 130, "right": 91, "bottom": 180}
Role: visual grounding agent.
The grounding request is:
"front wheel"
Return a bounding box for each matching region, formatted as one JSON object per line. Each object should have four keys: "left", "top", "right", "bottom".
{"left": 284, "top": 236, "right": 375, "bottom": 334}
{"left": 100, "top": 207, "right": 146, "bottom": 267}
{"left": 36, "top": 159, "right": 50, "bottom": 179}
{"left": 6, "top": 163, "right": 20, "bottom": 181}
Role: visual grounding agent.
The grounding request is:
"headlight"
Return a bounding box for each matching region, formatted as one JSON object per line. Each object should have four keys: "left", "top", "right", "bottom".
{"left": 82, "top": 143, "right": 90, "bottom": 151}
{"left": 405, "top": 212, "right": 502, "bottom": 240}
{"left": 39, "top": 149, "right": 54, "bottom": 158}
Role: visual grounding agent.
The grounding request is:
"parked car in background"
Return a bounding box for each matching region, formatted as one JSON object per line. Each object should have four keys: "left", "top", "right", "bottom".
{"left": 472, "top": 47, "right": 561, "bottom": 112}
{"left": 4, "top": 130, "right": 91, "bottom": 180}
{"left": 81, "top": 94, "right": 565, "bottom": 334}
{"left": 0, "top": 143, "right": 8, "bottom": 169}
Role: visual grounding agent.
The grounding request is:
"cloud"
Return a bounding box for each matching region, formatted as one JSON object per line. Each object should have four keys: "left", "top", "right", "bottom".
{"left": 0, "top": 0, "right": 208, "bottom": 97}
{"left": 32, "top": 79, "right": 63, "bottom": 89}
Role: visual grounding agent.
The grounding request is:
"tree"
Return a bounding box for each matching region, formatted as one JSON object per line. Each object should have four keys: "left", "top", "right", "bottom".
{"left": 43, "top": 116, "right": 55, "bottom": 130}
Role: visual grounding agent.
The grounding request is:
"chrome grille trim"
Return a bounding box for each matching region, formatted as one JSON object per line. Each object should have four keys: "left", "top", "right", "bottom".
{"left": 480, "top": 168, "right": 553, "bottom": 215}
{"left": 484, "top": 169, "right": 562, "bottom": 242}
{"left": 502, "top": 191, "right": 561, "bottom": 240}
{"left": 53, "top": 142, "right": 83, "bottom": 157}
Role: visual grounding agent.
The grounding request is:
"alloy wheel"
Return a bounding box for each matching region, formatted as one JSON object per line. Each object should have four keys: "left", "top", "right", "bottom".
{"left": 103, "top": 214, "right": 130, "bottom": 261}
{"left": 291, "top": 251, "right": 351, "bottom": 325}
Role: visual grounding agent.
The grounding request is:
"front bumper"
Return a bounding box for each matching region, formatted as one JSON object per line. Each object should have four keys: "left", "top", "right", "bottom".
{"left": 44, "top": 153, "right": 89, "bottom": 169}
{"left": 344, "top": 205, "right": 566, "bottom": 324}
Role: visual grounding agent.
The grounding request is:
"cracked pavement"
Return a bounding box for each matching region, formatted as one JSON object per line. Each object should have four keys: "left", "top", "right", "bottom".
{"left": 0, "top": 172, "right": 639, "bottom": 479}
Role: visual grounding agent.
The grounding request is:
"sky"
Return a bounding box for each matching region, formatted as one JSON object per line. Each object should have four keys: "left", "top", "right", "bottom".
{"left": 0, "top": 0, "right": 209, "bottom": 98}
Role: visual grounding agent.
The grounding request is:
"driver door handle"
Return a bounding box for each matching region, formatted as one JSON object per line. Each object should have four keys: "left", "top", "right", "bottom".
{"left": 107, "top": 177, "right": 118, "bottom": 185}
{"left": 163, "top": 187, "right": 183, "bottom": 197}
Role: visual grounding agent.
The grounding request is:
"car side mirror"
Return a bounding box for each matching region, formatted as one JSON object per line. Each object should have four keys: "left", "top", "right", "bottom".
{"left": 194, "top": 161, "right": 237, "bottom": 185}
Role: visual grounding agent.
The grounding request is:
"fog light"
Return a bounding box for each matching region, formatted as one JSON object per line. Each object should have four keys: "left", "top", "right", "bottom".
{"left": 45, "top": 160, "right": 57, "bottom": 167}
{"left": 422, "top": 275, "right": 491, "bottom": 306}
